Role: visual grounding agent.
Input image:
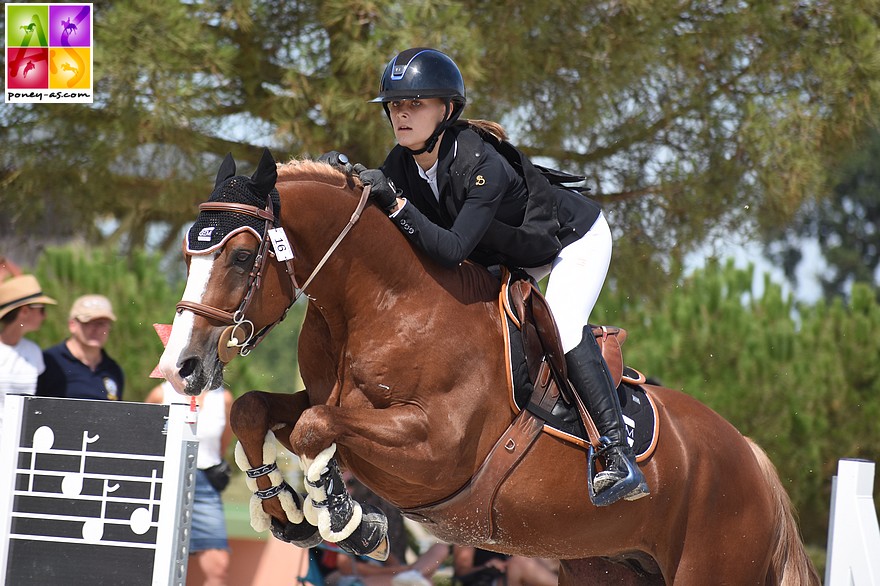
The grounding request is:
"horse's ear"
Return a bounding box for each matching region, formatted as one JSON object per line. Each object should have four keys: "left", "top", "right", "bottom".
{"left": 215, "top": 153, "right": 237, "bottom": 188}
{"left": 250, "top": 148, "right": 278, "bottom": 197}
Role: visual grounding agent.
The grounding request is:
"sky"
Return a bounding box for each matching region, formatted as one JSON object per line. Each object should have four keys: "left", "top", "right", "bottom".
{"left": 685, "top": 237, "right": 827, "bottom": 304}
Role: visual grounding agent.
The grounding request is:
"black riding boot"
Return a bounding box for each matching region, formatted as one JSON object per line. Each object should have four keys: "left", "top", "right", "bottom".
{"left": 565, "top": 326, "right": 649, "bottom": 505}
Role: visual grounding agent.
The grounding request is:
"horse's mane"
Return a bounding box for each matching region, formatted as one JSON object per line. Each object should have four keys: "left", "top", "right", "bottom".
{"left": 276, "top": 158, "right": 360, "bottom": 188}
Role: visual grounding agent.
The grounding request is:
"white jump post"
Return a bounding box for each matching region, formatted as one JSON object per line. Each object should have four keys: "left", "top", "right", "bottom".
{"left": 825, "top": 458, "right": 880, "bottom": 585}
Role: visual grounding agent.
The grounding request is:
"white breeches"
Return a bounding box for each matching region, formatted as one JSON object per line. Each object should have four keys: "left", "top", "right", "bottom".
{"left": 525, "top": 213, "right": 612, "bottom": 353}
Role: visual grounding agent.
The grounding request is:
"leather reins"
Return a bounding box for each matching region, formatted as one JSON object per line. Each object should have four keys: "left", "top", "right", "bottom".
{"left": 176, "top": 182, "right": 372, "bottom": 361}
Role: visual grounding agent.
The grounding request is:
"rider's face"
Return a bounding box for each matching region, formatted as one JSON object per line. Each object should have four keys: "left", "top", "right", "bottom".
{"left": 388, "top": 98, "right": 448, "bottom": 151}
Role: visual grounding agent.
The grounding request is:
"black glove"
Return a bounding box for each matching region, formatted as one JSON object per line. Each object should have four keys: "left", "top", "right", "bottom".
{"left": 359, "top": 168, "right": 401, "bottom": 212}
{"left": 317, "top": 150, "right": 351, "bottom": 172}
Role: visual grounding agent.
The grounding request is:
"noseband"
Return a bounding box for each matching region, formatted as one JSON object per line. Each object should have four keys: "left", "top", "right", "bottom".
{"left": 176, "top": 181, "right": 372, "bottom": 360}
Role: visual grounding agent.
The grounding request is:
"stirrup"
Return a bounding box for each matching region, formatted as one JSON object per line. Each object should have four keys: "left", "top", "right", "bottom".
{"left": 586, "top": 437, "right": 649, "bottom": 506}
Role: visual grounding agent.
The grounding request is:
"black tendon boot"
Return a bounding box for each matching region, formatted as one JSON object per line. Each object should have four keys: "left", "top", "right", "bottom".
{"left": 308, "top": 458, "right": 389, "bottom": 561}
{"left": 565, "top": 326, "right": 649, "bottom": 505}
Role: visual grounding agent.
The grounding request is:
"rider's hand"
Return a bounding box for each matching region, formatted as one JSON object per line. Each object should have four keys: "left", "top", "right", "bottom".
{"left": 359, "top": 168, "right": 401, "bottom": 212}
{"left": 317, "top": 150, "right": 351, "bottom": 172}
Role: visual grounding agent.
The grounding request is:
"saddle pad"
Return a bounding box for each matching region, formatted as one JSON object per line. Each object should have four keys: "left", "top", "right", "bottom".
{"left": 618, "top": 383, "right": 659, "bottom": 461}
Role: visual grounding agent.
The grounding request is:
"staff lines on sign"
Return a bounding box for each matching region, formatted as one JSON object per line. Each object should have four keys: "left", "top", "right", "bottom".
{"left": 17, "top": 469, "right": 165, "bottom": 486}
{"left": 21, "top": 446, "right": 166, "bottom": 462}
{"left": 9, "top": 533, "right": 159, "bottom": 550}
{"left": 11, "top": 484, "right": 162, "bottom": 504}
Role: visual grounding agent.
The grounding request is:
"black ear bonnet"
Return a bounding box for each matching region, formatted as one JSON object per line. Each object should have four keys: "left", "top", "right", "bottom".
{"left": 186, "top": 149, "right": 281, "bottom": 254}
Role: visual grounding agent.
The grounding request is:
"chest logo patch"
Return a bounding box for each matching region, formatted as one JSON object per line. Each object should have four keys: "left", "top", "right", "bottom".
{"left": 475, "top": 175, "right": 486, "bottom": 186}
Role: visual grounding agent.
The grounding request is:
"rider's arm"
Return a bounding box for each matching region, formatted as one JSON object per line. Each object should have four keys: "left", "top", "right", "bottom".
{"left": 387, "top": 154, "right": 510, "bottom": 267}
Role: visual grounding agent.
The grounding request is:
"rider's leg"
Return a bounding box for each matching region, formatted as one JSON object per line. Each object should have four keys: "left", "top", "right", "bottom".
{"left": 537, "top": 213, "right": 647, "bottom": 502}
{"left": 565, "top": 326, "right": 648, "bottom": 500}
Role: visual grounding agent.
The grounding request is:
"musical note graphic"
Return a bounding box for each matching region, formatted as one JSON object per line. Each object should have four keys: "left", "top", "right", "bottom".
{"left": 129, "top": 470, "right": 158, "bottom": 535}
{"left": 81, "top": 480, "right": 119, "bottom": 543}
{"left": 28, "top": 426, "right": 55, "bottom": 491}
{"left": 61, "top": 431, "right": 100, "bottom": 497}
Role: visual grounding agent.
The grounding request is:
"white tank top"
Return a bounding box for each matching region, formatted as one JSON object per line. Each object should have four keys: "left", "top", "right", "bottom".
{"left": 161, "top": 381, "right": 227, "bottom": 469}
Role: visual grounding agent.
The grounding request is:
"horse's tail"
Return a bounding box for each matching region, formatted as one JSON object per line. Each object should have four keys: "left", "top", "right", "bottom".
{"left": 745, "top": 437, "right": 821, "bottom": 586}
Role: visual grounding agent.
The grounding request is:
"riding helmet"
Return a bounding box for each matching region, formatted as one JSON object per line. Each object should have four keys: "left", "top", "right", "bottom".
{"left": 371, "top": 48, "right": 466, "bottom": 154}
{"left": 370, "top": 47, "right": 466, "bottom": 105}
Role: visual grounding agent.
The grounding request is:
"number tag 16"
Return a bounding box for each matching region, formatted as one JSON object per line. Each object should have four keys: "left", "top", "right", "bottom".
{"left": 268, "top": 228, "right": 295, "bottom": 262}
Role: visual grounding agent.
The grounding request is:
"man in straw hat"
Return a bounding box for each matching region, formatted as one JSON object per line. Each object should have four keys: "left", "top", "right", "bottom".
{"left": 37, "top": 294, "right": 124, "bottom": 401}
{"left": 0, "top": 274, "right": 57, "bottom": 431}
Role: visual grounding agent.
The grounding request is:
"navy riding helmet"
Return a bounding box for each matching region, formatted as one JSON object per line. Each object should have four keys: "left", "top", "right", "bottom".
{"left": 371, "top": 48, "right": 467, "bottom": 154}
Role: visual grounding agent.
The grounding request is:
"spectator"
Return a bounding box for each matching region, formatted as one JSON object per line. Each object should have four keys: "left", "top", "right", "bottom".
{"left": 37, "top": 294, "right": 124, "bottom": 400}
{"left": 146, "top": 380, "right": 233, "bottom": 586}
{"left": 453, "top": 546, "right": 558, "bottom": 586}
{"left": 310, "top": 542, "right": 448, "bottom": 586}
{"left": 0, "top": 274, "right": 56, "bottom": 431}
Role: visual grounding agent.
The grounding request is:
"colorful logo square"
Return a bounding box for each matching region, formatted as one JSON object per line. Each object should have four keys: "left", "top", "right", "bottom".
{"left": 5, "top": 4, "right": 93, "bottom": 103}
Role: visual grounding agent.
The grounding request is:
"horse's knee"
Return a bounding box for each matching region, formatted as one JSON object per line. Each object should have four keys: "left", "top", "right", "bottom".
{"left": 230, "top": 390, "right": 270, "bottom": 436}
{"left": 290, "top": 404, "right": 333, "bottom": 457}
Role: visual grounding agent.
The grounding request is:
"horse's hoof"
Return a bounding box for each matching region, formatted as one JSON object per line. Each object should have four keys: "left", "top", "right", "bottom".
{"left": 270, "top": 516, "right": 323, "bottom": 548}
{"left": 336, "top": 503, "right": 389, "bottom": 561}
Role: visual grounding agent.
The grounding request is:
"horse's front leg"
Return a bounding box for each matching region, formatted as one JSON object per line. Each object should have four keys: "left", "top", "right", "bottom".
{"left": 289, "top": 404, "right": 432, "bottom": 560}
{"left": 229, "top": 390, "right": 321, "bottom": 547}
{"left": 298, "top": 443, "right": 391, "bottom": 560}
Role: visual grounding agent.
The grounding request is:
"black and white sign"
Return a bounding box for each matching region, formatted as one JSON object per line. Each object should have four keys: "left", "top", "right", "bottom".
{"left": 0, "top": 396, "right": 198, "bottom": 586}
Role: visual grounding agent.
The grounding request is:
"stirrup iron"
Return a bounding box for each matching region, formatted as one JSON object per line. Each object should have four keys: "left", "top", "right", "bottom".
{"left": 586, "top": 437, "right": 649, "bottom": 506}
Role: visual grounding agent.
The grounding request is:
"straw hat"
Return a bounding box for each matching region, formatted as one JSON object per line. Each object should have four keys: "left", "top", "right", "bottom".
{"left": 69, "top": 294, "right": 117, "bottom": 322}
{"left": 0, "top": 275, "right": 58, "bottom": 320}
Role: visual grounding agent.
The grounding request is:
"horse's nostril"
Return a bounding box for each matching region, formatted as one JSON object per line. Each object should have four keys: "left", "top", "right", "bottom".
{"left": 179, "top": 357, "right": 200, "bottom": 379}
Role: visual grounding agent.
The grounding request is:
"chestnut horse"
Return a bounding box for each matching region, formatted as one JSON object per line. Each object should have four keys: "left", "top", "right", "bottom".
{"left": 158, "top": 152, "right": 819, "bottom": 585}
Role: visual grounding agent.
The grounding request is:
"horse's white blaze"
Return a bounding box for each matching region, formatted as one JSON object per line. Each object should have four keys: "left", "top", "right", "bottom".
{"left": 157, "top": 255, "right": 214, "bottom": 393}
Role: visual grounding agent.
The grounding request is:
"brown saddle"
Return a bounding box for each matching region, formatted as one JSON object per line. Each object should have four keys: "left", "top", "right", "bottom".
{"left": 503, "top": 272, "right": 641, "bottom": 400}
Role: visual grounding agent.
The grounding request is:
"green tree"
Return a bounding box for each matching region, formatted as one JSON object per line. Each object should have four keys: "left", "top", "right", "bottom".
{"left": 3, "top": 0, "right": 880, "bottom": 292}
{"left": 764, "top": 127, "right": 880, "bottom": 301}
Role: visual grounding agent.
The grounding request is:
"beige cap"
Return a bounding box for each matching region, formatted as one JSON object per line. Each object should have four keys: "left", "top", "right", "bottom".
{"left": 69, "top": 294, "right": 117, "bottom": 322}
{"left": 0, "top": 275, "right": 58, "bottom": 320}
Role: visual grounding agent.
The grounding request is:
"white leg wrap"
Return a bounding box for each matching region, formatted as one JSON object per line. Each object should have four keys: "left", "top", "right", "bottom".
{"left": 248, "top": 494, "right": 271, "bottom": 533}
{"left": 300, "top": 444, "right": 363, "bottom": 543}
{"left": 234, "top": 433, "right": 305, "bottom": 532}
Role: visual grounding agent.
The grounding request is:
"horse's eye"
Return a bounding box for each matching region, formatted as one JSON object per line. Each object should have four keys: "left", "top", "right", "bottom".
{"left": 233, "top": 250, "right": 254, "bottom": 265}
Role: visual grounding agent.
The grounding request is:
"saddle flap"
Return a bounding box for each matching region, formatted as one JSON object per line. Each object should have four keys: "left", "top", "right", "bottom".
{"left": 592, "top": 325, "right": 625, "bottom": 389}
{"left": 508, "top": 278, "right": 567, "bottom": 387}
{"left": 510, "top": 281, "right": 542, "bottom": 383}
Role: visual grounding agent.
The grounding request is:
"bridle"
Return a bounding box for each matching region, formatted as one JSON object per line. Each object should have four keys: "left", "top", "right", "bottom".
{"left": 176, "top": 181, "right": 372, "bottom": 361}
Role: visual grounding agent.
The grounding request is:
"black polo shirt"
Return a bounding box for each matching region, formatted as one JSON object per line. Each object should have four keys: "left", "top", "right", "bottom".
{"left": 36, "top": 341, "right": 124, "bottom": 401}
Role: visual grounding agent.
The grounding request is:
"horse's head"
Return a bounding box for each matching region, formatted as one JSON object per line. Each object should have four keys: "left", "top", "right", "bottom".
{"left": 158, "top": 149, "right": 295, "bottom": 394}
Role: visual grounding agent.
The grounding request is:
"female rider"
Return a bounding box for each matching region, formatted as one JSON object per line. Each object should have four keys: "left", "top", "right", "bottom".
{"left": 357, "top": 47, "right": 648, "bottom": 505}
